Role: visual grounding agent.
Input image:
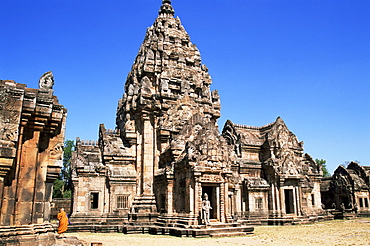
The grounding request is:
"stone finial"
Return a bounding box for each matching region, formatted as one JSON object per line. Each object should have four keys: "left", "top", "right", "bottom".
{"left": 38, "top": 71, "right": 54, "bottom": 91}
{"left": 159, "top": 0, "right": 174, "bottom": 16}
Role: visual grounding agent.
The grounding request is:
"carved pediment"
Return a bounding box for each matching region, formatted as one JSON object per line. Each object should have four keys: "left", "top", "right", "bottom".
{"left": 267, "top": 117, "right": 303, "bottom": 158}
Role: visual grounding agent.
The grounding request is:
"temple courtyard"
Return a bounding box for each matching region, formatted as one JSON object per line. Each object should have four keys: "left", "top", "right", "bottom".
{"left": 58, "top": 218, "right": 370, "bottom": 246}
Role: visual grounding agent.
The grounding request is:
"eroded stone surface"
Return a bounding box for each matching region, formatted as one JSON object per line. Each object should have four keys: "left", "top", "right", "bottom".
{"left": 0, "top": 73, "right": 67, "bottom": 245}
{"left": 321, "top": 162, "right": 370, "bottom": 214}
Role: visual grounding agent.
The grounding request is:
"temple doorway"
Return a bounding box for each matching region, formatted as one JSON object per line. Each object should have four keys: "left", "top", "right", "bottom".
{"left": 339, "top": 195, "right": 350, "bottom": 209}
{"left": 284, "top": 189, "right": 294, "bottom": 214}
{"left": 202, "top": 185, "right": 218, "bottom": 220}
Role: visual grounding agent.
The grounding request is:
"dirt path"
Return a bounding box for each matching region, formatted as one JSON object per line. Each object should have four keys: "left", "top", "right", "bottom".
{"left": 62, "top": 219, "right": 370, "bottom": 246}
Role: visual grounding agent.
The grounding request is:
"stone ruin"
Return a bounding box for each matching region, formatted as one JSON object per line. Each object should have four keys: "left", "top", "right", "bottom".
{"left": 321, "top": 162, "right": 370, "bottom": 218}
{"left": 69, "top": 1, "right": 329, "bottom": 236}
{"left": 0, "top": 72, "right": 67, "bottom": 245}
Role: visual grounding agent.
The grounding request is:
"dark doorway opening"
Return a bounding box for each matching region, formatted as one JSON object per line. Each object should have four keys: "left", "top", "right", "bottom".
{"left": 202, "top": 186, "right": 217, "bottom": 220}
{"left": 90, "top": 192, "right": 99, "bottom": 209}
{"left": 340, "top": 196, "right": 350, "bottom": 209}
{"left": 284, "top": 189, "right": 294, "bottom": 214}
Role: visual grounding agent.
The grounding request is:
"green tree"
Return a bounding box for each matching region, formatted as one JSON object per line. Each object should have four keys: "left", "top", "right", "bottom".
{"left": 315, "top": 159, "right": 330, "bottom": 177}
{"left": 53, "top": 140, "right": 75, "bottom": 198}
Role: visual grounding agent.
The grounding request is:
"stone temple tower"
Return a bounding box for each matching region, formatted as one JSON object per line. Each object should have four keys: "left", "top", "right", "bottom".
{"left": 71, "top": 0, "right": 325, "bottom": 231}
{"left": 115, "top": 0, "right": 222, "bottom": 216}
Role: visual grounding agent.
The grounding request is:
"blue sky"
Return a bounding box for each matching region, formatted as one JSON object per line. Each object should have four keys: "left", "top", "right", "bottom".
{"left": 1, "top": 0, "right": 369, "bottom": 173}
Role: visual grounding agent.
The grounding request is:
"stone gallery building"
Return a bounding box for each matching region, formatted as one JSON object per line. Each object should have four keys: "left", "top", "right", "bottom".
{"left": 321, "top": 162, "right": 370, "bottom": 215}
{"left": 0, "top": 73, "right": 67, "bottom": 245}
{"left": 71, "top": 0, "right": 325, "bottom": 229}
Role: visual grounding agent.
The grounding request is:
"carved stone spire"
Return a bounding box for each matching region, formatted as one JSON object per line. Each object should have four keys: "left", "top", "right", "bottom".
{"left": 117, "top": 0, "right": 221, "bottom": 140}
{"left": 159, "top": 0, "right": 174, "bottom": 17}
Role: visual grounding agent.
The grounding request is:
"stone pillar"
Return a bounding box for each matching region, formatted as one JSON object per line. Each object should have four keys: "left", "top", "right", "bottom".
{"left": 0, "top": 177, "right": 4, "bottom": 224}
{"left": 194, "top": 178, "right": 201, "bottom": 220}
{"left": 295, "top": 186, "right": 301, "bottom": 216}
{"left": 216, "top": 185, "right": 220, "bottom": 220}
{"left": 189, "top": 180, "right": 194, "bottom": 215}
{"left": 136, "top": 119, "right": 144, "bottom": 196}
{"left": 224, "top": 182, "right": 229, "bottom": 217}
{"left": 293, "top": 187, "right": 298, "bottom": 215}
{"left": 15, "top": 130, "right": 41, "bottom": 225}
{"left": 220, "top": 183, "right": 226, "bottom": 222}
{"left": 1, "top": 125, "right": 24, "bottom": 226}
{"left": 32, "top": 136, "right": 49, "bottom": 224}
{"left": 1, "top": 182, "right": 15, "bottom": 226}
{"left": 43, "top": 182, "right": 53, "bottom": 222}
{"left": 271, "top": 183, "right": 276, "bottom": 215}
{"left": 235, "top": 184, "right": 241, "bottom": 215}
{"left": 167, "top": 180, "right": 173, "bottom": 214}
{"left": 276, "top": 186, "right": 281, "bottom": 216}
{"left": 142, "top": 114, "right": 154, "bottom": 196}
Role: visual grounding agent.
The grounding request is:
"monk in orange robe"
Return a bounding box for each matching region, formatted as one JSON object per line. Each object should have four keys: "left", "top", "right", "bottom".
{"left": 57, "top": 208, "right": 68, "bottom": 237}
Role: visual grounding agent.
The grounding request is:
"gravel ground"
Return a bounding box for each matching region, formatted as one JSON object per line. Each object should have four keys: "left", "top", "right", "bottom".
{"left": 63, "top": 219, "right": 370, "bottom": 246}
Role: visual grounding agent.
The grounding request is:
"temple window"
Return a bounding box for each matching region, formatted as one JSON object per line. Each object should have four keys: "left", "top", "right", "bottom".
{"left": 117, "top": 195, "right": 130, "bottom": 209}
{"left": 364, "top": 198, "right": 369, "bottom": 208}
{"left": 311, "top": 194, "right": 315, "bottom": 206}
{"left": 255, "top": 198, "right": 263, "bottom": 210}
{"left": 359, "top": 198, "right": 363, "bottom": 208}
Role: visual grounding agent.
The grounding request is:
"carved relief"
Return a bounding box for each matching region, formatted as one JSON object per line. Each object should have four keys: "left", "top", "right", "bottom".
{"left": 38, "top": 71, "right": 54, "bottom": 91}
{"left": 200, "top": 174, "right": 223, "bottom": 183}
{"left": 50, "top": 142, "right": 64, "bottom": 159}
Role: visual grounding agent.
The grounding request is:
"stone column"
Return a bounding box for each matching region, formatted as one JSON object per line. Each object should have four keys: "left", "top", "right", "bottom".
{"left": 16, "top": 130, "right": 41, "bottom": 225}
{"left": 293, "top": 187, "right": 298, "bottom": 215}
{"left": 32, "top": 148, "right": 47, "bottom": 224}
{"left": 136, "top": 119, "right": 143, "bottom": 196}
{"left": 220, "top": 183, "right": 226, "bottom": 222}
{"left": 166, "top": 180, "right": 173, "bottom": 214}
{"left": 235, "top": 184, "right": 241, "bottom": 215}
{"left": 216, "top": 186, "right": 220, "bottom": 221}
{"left": 0, "top": 177, "right": 4, "bottom": 224}
{"left": 194, "top": 178, "right": 201, "bottom": 220}
{"left": 271, "top": 183, "right": 276, "bottom": 215}
{"left": 189, "top": 180, "right": 194, "bottom": 215}
{"left": 43, "top": 182, "right": 53, "bottom": 222}
{"left": 142, "top": 113, "right": 154, "bottom": 196}
{"left": 276, "top": 186, "right": 281, "bottom": 216}
{"left": 224, "top": 182, "right": 229, "bottom": 217}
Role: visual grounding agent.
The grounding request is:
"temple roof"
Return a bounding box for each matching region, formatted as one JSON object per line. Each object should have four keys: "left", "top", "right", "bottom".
{"left": 159, "top": 0, "right": 175, "bottom": 16}
{"left": 117, "top": 0, "right": 221, "bottom": 136}
{"left": 222, "top": 117, "right": 303, "bottom": 149}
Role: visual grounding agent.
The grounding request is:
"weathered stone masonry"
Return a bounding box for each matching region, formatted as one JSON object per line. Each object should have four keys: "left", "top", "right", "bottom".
{"left": 71, "top": 0, "right": 327, "bottom": 232}
{"left": 0, "top": 72, "right": 67, "bottom": 245}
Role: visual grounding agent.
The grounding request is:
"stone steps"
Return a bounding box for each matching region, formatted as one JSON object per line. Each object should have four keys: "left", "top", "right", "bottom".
{"left": 148, "top": 224, "right": 254, "bottom": 238}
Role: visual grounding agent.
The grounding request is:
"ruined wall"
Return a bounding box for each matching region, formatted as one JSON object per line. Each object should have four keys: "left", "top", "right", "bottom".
{"left": 322, "top": 162, "right": 370, "bottom": 213}
{"left": 51, "top": 198, "right": 72, "bottom": 220}
{"left": 0, "top": 73, "right": 67, "bottom": 245}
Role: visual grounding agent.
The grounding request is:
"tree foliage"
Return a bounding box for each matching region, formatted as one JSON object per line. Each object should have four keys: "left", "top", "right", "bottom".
{"left": 53, "top": 140, "right": 75, "bottom": 198}
{"left": 315, "top": 159, "right": 330, "bottom": 177}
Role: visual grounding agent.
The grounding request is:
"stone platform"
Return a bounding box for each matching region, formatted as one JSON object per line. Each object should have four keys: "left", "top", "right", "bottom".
{"left": 148, "top": 222, "right": 254, "bottom": 238}
{"left": 66, "top": 220, "right": 254, "bottom": 238}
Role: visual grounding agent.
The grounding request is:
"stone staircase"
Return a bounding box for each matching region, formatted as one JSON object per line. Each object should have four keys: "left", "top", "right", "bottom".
{"left": 149, "top": 222, "right": 254, "bottom": 237}
{"left": 66, "top": 213, "right": 254, "bottom": 238}
{"left": 66, "top": 216, "right": 127, "bottom": 233}
{"left": 148, "top": 217, "right": 254, "bottom": 238}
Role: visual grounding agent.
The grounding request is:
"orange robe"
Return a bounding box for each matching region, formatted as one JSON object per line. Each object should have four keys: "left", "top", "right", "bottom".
{"left": 57, "top": 211, "right": 68, "bottom": 234}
